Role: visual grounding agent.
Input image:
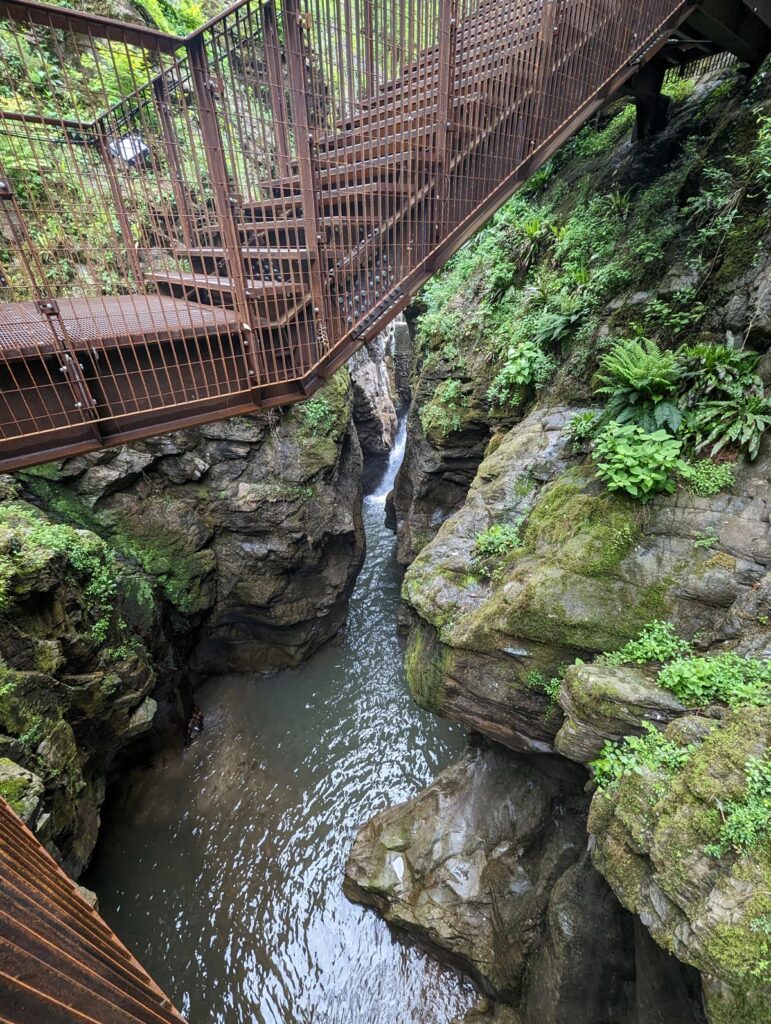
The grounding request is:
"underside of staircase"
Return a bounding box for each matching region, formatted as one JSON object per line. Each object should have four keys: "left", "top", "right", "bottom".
{"left": 0, "top": 0, "right": 770, "bottom": 474}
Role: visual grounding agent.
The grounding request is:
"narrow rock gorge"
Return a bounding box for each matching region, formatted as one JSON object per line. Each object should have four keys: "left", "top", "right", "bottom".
{"left": 346, "top": 59, "right": 771, "bottom": 1024}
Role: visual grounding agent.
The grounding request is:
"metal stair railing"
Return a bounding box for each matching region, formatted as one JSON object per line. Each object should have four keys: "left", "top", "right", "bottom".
{"left": 0, "top": 0, "right": 702, "bottom": 471}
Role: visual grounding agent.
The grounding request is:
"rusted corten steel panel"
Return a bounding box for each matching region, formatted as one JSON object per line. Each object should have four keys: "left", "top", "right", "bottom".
{"left": 0, "top": 0, "right": 764, "bottom": 473}
{"left": 0, "top": 796, "right": 187, "bottom": 1024}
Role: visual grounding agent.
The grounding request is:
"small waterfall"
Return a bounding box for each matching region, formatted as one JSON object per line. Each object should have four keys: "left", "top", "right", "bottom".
{"left": 367, "top": 414, "right": 407, "bottom": 504}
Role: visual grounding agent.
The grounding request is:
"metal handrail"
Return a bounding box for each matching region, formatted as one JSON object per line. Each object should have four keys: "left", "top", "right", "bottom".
{"left": 0, "top": 0, "right": 735, "bottom": 471}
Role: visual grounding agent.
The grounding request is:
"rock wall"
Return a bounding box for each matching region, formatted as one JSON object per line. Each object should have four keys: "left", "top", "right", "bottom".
{"left": 348, "top": 61, "right": 771, "bottom": 1024}
{"left": 0, "top": 481, "right": 173, "bottom": 873}
{"left": 3, "top": 371, "right": 366, "bottom": 871}
{"left": 19, "top": 370, "right": 365, "bottom": 676}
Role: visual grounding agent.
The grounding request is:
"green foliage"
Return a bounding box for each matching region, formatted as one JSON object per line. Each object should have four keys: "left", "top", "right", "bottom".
{"left": 694, "top": 534, "right": 719, "bottom": 549}
{"left": 420, "top": 378, "right": 468, "bottom": 437}
{"left": 591, "top": 722, "right": 693, "bottom": 791}
{"left": 643, "top": 287, "right": 706, "bottom": 338}
{"left": 658, "top": 653, "right": 771, "bottom": 709}
{"left": 593, "top": 422, "right": 683, "bottom": 502}
{"left": 473, "top": 522, "right": 522, "bottom": 578}
{"left": 569, "top": 104, "right": 636, "bottom": 159}
{"left": 487, "top": 338, "right": 556, "bottom": 407}
{"left": 525, "top": 668, "right": 564, "bottom": 708}
{"left": 738, "top": 111, "right": 771, "bottom": 200}
{"left": 0, "top": 503, "right": 118, "bottom": 643}
{"left": 676, "top": 342, "right": 760, "bottom": 406}
{"left": 705, "top": 754, "right": 771, "bottom": 856}
{"left": 685, "top": 392, "right": 771, "bottom": 461}
{"left": 603, "top": 620, "right": 692, "bottom": 666}
{"left": 566, "top": 410, "right": 599, "bottom": 450}
{"left": 132, "top": 0, "right": 206, "bottom": 35}
{"left": 297, "top": 396, "right": 335, "bottom": 434}
{"left": 594, "top": 337, "right": 681, "bottom": 433}
{"left": 679, "top": 459, "right": 735, "bottom": 497}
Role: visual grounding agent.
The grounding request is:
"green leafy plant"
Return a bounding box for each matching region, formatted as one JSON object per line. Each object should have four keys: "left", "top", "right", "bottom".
{"left": 591, "top": 722, "right": 693, "bottom": 791}
{"left": 487, "top": 339, "right": 555, "bottom": 408}
{"left": 526, "top": 668, "right": 564, "bottom": 710}
{"left": 603, "top": 620, "right": 692, "bottom": 666}
{"left": 679, "top": 459, "right": 735, "bottom": 496}
{"left": 297, "top": 396, "right": 335, "bottom": 433}
{"left": 420, "top": 378, "right": 468, "bottom": 437}
{"left": 676, "top": 342, "right": 760, "bottom": 407}
{"left": 566, "top": 410, "right": 599, "bottom": 451}
{"left": 594, "top": 337, "right": 681, "bottom": 433}
{"left": 686, "top": 392, "right": 771, "bottom": 461}
{"left": 473, "top": 522, "right": 522, "bottom": 578}
{"left": 658, "top": 653, "right": 771, "bottom": 708}
{"left": 593, "top": 422, "right": 683, "bottom": 502}
{"left": 694, "top": 534, "right": 719, "bottom": 549}
{"left": 705, "top": 754, "right": 771, "bottom": 856}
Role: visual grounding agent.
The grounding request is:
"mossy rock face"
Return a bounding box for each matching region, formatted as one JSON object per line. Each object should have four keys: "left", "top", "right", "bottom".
{"left": 0, "top": 757, "right": 44, "bottom": 823}
{"left": 589, "top": 708, "right": 771, "bottom": 1022}
{"left": 18, "top": 370, "right": 366, "bottom": 675}
{"left": 0, "top": 503, "right": 159, "bottom": 874}
{"left": 555, "top": 663, "right": 687, "bottom": 763}
{"left": 401, "top": 395, "right": 771, "bottom": 750}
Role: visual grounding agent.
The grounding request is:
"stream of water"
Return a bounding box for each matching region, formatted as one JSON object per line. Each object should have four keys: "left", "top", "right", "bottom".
{"left": 88, "top": 421, "right": 477, "bottom": 1024}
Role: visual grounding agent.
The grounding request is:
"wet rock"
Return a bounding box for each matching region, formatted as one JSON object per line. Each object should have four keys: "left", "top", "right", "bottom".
{"left": 0, "top": 502, "right": 167, "bottom": 873}
{"left": 345, "top": 744, "right": 588, "bottom": 1002}
{"left": 0, "top": 758, "right": 44, "bottom": 824}
{"left": 349, "top": 331, "right": 398, "bottom": 453}
{"left": 19, "top": 370, "right": 366, "bottom": 674}
{"left": 401, "top": 405, "right": 771, "bottom": 752}
{"left": 555, "top": 663, "right": 688, "bottom": 764}
{"left": 589, "top": 708, "right": 771, "bottom": 1024}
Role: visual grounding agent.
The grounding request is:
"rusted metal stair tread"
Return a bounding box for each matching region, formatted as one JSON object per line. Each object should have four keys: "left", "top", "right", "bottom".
{"left": 148, "top": 271, "right": 309, "bottom": 302}
{"left": 0, "top": 295, "right": 243, "bottom": 360}
{"left": 175, "top": 245, "right": 314, "bottom": 261}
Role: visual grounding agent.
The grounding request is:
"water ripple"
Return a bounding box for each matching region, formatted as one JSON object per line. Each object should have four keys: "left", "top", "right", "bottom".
{"left": 88, "top": 434, "right": 475, "bottom": 1024}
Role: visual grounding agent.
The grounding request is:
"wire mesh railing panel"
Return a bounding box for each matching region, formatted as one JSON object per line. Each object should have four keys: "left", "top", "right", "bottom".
{"left": 0, "top": 0, "right": 700, "bottom": 469}
{"left": 0, "top": 4, "right": 258, "bottom": 458}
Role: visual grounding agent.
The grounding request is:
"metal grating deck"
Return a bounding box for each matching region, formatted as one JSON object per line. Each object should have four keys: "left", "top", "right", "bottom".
{"left": 0, "top": 294, "right": 243, "bottom": 359}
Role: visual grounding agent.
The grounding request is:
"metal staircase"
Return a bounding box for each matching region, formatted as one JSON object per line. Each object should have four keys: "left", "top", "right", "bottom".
{"left": 0, "top": 0, "right": 769, "bottom": 474}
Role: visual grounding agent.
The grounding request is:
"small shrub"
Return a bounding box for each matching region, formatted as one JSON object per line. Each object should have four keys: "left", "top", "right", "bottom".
{"left": 705, "top": 754, "right": 771, "bottom": 856}
{"left": 487, "top": 339, "right": 555, "bottom": 408}
{"left": 679, "top": 459, "right": 735, "bottom": 496}
{"left": 526, "top": 668, "right": 564, "bottom": 710}
{"left": 591, "top": 722, "right": 693, "bottom": 791}
{"left": 473, "top": 522, "right": 522, "bottom": 578}
{"left": 297, "top": 395, "right": 334, "bottom": 433}
{"left": 566, "top": 410, "right": 599, "bottom": 451}
{"left": 676, "top": 342, "right": 760, "bottom": 407}
{"left": 658, "top": 653, "right": 771, "bottom": 708}
{"left": 693, "top": 534, "right": 719, "bottom": 549}
{"left": 594, "top": 337, "right": 681, "bottom": 433}
{"left": 420, "top": 378, "right": 468, "bottom": 437}
{"left": 738, "top": 111, "right": 771, "bottom": 199}
{"left": 686, "top": 392, "right": 771, "bottom": 461}
{"left": 593, "top": 422, "right": 683, "bottom": 502}
{"left": 603, "top": 620, "right": 692, "bottom": 666}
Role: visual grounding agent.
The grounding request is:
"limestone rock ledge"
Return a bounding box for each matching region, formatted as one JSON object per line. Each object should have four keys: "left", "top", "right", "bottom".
{"left": 18, "top": 370, "right": 365, "bottom": 675}
{"left": 345, "top": 743, "right": 706, "bottom": 1023}
{"left": 588, "top": 708, "right": 771, "bottom": 1024}
{"left": 401, "top": 405, "right": 771, "bottom": 753}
